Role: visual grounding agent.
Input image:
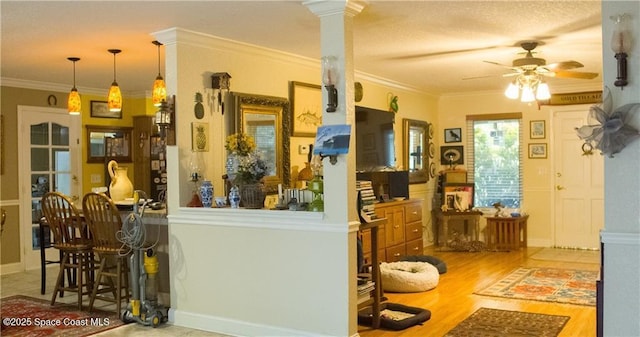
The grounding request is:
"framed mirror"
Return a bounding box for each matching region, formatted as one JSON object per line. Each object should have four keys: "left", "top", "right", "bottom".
{"left": 86, "top": 125, "right": 133, "bottom": 163}
{"left": 231, "top": 93, "right": 290, "bottom": 193}
{"left": 403, "top": 119, "right": 429, "bottom": 184}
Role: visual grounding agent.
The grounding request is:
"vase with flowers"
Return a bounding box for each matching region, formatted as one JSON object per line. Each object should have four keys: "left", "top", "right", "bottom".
{"left": 225, "top": 132, "right": 256, "bottom": 181}
{"left": 225, "top": 133, "right": 269, "bottom": 208}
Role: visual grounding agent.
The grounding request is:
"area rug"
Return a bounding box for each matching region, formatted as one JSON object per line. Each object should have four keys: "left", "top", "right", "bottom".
{"left": 475, "top": 267, "right": 597, "bottom": 306}
{"left": 0, "top": 295, "right": 125, "bottom": 337}
{"left": 445, "top": 307, "right": 570, "bottom": 337}
{"left": 530, "top": 247, "right": 600, "bottom": 264}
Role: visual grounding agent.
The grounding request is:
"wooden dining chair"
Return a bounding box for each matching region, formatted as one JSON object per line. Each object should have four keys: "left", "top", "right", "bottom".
{"left": 41, "top": 191, "right": 93, "bottom": 310}
{"left": 82, "top": 192, "right": 130, "bottom": 314}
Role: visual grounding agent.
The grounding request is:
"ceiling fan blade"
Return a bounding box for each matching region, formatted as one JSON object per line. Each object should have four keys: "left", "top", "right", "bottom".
{"left": 552, "top": 70, "right": 599, "bottom": 79}
{"left": 390, "top": 45, "right": 506, "bottom": 61}
{"left": 545, "top": 60, "right": 584, "bottom": 70}
{"left": 483, "top": 60, "right": 513, "bottom": 68}
{"left": 462, "top": 75, "right": 496, "bottom": 80}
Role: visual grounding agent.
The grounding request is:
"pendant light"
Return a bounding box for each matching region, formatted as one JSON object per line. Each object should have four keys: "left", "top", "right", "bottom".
{"left": 152, "top": 41, "right": 167, "bottom": 106}
{"left": 107, "top": 49, "right": 122, "bottom": 112}
{"left": 67, "top": 57, "right": 81, "bottom": 115}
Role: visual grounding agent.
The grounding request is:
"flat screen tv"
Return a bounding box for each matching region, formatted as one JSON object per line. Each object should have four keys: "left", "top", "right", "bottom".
{"left": 355, "top": 106, "right": 395, "bottom": 172}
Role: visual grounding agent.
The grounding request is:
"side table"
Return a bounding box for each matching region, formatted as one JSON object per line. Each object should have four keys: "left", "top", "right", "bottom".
{"left": 432, "top": 210, "right": 483, "bottom": 248}
{"left": 485, "top": 215, "right": 529, "bottom": 251}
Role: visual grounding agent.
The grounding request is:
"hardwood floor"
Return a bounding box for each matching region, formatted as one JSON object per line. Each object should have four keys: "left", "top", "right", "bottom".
{"left": 357, "top": 246, "right": 599, "bottom": 337}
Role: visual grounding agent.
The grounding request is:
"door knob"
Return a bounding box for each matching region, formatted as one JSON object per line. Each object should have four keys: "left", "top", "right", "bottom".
{"left": 556, "top": 185, "right": 565, "bottom": 190}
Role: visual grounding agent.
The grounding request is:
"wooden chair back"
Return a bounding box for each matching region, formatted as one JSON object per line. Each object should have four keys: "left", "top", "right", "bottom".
{"left": 82, "top": 192, "right": 123, "bottom": 251}
{"left": 41, "top": 192, "right": 88, "bottom": 247}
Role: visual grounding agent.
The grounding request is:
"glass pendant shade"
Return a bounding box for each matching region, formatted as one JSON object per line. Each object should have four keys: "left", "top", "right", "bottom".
{"left": 504, "top": 82, "right": 519, "bottom": 99}
{"left": 520, "top": 86, "right": 535, "bottom": 102}
{"left": 107, "top": 49, "right": 122, "bottom": 112}
{"left": 68, "top": 88, "right": 81, "bottom": 115}
{"left": 152, "top": 41, "right": 166, "bottom": 106}
{"left": 535, "top": 82, "right": 551, "bottom": 100}
{"left": 67, "top": 57, "right": 81, "bottom": 115}
{"left": 108, "top": 82, "right": 122, "bottom": 112}
{"left": 152, "top": 75, "right": 167, "bottom": 107}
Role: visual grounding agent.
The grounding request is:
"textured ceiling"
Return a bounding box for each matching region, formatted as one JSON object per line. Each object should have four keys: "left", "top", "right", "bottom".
{"left": 1, "top": 1, "right": 603, "bottom": 96}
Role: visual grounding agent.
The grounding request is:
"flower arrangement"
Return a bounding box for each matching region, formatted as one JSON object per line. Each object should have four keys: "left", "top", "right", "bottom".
{"left": 225, "top": 133, "right": 256, "bottom": 156}
{"left": 235, "top": 152, "right": 268, "bottom": 185}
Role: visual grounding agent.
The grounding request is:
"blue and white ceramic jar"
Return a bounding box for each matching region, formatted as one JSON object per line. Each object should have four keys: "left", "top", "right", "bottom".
{"left": 198, "top": 180, "right": 214, "bottom": 208}
{"left": 229, "top": 186, "right": 241, "bottom": 209}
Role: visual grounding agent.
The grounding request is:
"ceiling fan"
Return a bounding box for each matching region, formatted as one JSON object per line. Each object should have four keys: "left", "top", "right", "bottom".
{"left": 485, "top": 41, "right": 599, "bottom": 80}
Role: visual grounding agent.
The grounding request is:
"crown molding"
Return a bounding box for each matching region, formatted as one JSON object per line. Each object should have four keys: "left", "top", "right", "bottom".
{"left": 1, "top": 77, "right": 148, "bottom": 98}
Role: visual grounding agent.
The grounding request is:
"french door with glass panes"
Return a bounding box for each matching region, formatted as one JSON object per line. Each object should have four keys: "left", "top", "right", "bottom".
{"left": 18, "top": 106, "right": 81, "bottom": 270}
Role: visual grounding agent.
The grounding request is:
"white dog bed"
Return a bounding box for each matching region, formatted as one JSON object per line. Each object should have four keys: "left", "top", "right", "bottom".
{"left": 380, "top": 261, "right": 440, "bottom": 293}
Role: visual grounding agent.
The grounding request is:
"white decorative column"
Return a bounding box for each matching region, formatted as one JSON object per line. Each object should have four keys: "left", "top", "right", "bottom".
{"left": 304, "top": 1, "right": 367, "bottom": 336}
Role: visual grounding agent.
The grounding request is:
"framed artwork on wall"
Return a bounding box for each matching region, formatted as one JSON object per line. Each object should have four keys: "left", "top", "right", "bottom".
{"left": 444, "top": 127, "right": 462, "bottom": 143}
{"left": 191, "top": 122, "right": 209, "bottom": 152}
{"left": 528, "top": 143, "right": 547, "bottom": 158}
{"left": 288, "top": 81, "right": 322, "bottom": 137}
{"left": 441, "top": 145, "right": 464, "bottom": 166}
{"left": 90, "top": 100, "right": 121, "bottom": 119}
{"left": 530, "top": 120, "right": 545, "bottom": 139}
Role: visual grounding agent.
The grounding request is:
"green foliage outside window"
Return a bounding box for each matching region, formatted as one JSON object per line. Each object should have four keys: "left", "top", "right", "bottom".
{"left": 473, "top": 120, "right": 521, "bottom": 208}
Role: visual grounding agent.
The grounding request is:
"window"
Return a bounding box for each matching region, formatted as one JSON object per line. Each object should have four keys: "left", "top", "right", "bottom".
{"left": 466, "top": 115, "right": 522, "bottom": 208}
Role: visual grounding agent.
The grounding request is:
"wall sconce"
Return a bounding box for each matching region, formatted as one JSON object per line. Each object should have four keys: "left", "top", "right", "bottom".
{"left": 155, "top": 95, "right": 175, "bottom": 140}
{"left": 211, "top": 72, "right": 231, "bottom": 115}
{"left": 322, "top": 56, "right": 338, "bottom": 113}
{"left": 611, "top": 13, "right": 632, "bottom": 89}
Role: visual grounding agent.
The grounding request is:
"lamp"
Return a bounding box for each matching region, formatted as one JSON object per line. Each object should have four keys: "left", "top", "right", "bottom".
{"left": 107, "top": 49, "right": 122, "bottom": 112}
{"left": 611, "top": 13, "right": 632, "bottom": 89}
{"left": 152, "top": 41, "right": 167, "bottom": 106}
{"left": 155, "top": 95, "right": 174, "bottom": 140}
{"left": 322, "top": 56, "right": 338, "bottom": 112}
{"left": 504, "top": 71, "right": 550, "bottom": 102}
{"left": 67, "top": 57, "right": 81, "bottom": 115}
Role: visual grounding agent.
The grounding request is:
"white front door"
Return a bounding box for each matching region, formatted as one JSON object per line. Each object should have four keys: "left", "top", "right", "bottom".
{"left": 552, "top": 106, "right": 604, "bottom": 249}
{"left": 18, "top": 106, "right": 81, "bottom": 270}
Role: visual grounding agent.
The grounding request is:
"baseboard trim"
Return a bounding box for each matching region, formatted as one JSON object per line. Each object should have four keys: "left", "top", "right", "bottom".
{"left": 170, "top": 308, "right": 339, "bottom": 337}
{"left": 0, "top": 262, "right": 23, "bottom": 275}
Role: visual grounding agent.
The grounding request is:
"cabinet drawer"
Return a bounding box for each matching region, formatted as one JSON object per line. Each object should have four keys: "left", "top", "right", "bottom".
{"left": 386, "top": 244, "right": 405, "bottom": 262}
{"left": 405, "top": 203, "right": 422, "bottom": 223}
{"left": 405, "top": 221, "right": 422, "bottom": 241}
{"left": 406, "top": 238, "right": 423, "bottom": 256}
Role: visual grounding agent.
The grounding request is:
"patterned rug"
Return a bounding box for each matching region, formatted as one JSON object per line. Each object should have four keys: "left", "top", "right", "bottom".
{"left": 475, "top": 267, "right": 597, "bottom": 306}
{"left": 445, "top": 307, "right": 570, "bottom": 337}
{"left": 0, "top": 295, "right": 126, "bottom": 336}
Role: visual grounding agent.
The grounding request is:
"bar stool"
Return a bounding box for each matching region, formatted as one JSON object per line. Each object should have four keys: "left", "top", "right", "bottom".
{"left": 41, "top": 192, "right": 93, "bottom": 310}
{"left": 82, "top": 192, "right": 130, "bottom": 314}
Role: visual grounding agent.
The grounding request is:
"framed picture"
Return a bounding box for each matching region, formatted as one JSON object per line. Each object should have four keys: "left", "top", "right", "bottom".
{"left": 530, "top": 120, "right": 545, "bottom": 139}
{"left": 528, "top": 143, "right": 547, "bottom": 159}
{"left": 442, "top": 183, "right": 474, "bottom": 211}
{"left": 191, "top": 122, "right": 209, "bottom": 152}
{"left": 289, "top": 81, "right": 322, "bottom": 137}
{"left": 90, "top": 100, "right": 121, "bottom": 119}
{"left": 440, "top": 145, "right": 464, "bottom": 165}
{"left": 444, "top": 127, "right": 462, "bottom": 143}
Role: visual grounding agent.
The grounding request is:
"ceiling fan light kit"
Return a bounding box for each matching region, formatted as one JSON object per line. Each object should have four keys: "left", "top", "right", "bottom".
{"left": 610, "top": 14, "right": 632, "bottom": 89}
{"left": 495, "top": 41, "right": 597, "bottom": 102}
